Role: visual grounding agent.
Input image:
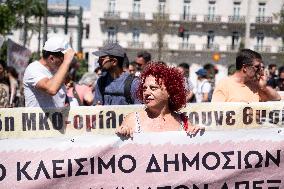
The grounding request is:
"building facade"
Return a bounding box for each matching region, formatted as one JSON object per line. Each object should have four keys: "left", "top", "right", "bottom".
{"left": 89, "top": 0, "right": 284, "bottom": 74}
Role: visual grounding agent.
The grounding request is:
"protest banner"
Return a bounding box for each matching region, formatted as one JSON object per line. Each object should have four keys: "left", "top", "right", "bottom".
{"left": 7, "top": 39, "right": 31, "bottom": 80}
{"left": 0, "top": 102, "right": 283, "bottom": 188}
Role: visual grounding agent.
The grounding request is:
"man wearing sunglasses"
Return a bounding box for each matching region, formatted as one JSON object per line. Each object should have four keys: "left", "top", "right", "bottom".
{"left": 212, "top": 49, "right": 280, "bottom": 102}
{"left": 92, "top": 43, "right": 140, "bottom": 105}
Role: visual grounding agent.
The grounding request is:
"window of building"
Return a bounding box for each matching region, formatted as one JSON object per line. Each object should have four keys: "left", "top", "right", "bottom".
{"left": 85, "top": 52, "right": 89, "bottom": 62}
{"left": 233, "top": 2, "right": 241, "bottom": 18}
{"left": 108, "top": 0, "right": 116, "bottom": 13}
{"left": 107, "top": 27, "right": 117, "bottom": 43}
{"left": 158, "top": 0, "right": 166, "bottom": 14}
{"left": 183, "top": 0, "right": 191, "bottom": 19}
{"left": 257, "top": 32, "right": 264, "bottom": 48}
{"left": 207, "top": 30, "right": 214, "bottom": 48}
{"left": 85, "top": 24, "right": 89, "bottom": 39}
{"left": 182, "top": 30, "right": 190, "bottom": 43}
{"left": 258, "top": 2, "right": 266, "bottom": 17}
{"left": 132, "top": 28, "right": 140, "bottom": 42}
{"left": 232, "top": 31, "right": 239, "bottom": 49}
{"left": 133, "top": 0, "right": 140, "bottom": 13}
{"left": 208, "top": 1, "right": 216, "bottom": 20}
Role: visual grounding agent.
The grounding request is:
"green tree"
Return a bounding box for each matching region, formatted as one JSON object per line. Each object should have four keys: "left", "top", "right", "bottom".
{"left": 0, "top": 2, "right": 17, "bottom": 35}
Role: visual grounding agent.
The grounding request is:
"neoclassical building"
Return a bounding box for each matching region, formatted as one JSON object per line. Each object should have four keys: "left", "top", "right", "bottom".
{"left": 88, "top": 0, "right": 284, "bottom": 73}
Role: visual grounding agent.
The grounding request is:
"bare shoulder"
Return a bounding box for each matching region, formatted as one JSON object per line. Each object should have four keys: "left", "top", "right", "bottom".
{"left": 120, "top": 111, "right": 141, "bottom": 128}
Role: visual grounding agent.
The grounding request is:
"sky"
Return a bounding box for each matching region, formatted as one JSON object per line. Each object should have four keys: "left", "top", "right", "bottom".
{"left": 48, "top": 0, "right": 90, "bottom": 10}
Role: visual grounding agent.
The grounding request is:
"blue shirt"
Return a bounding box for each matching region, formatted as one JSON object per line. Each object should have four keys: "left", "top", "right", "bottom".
{"left": 94, "top": 72, "right": 140, "bottom": 105}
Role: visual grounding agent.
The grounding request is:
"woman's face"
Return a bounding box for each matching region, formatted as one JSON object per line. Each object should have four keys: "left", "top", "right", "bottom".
{"left": 142, "top": 75, "right": 169, "bottom": 109}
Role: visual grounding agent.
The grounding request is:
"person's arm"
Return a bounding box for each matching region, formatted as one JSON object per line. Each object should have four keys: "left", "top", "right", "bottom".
{"left": 9, "top": 79, "right": 17, "bottom": 106}
{"left": 36, "top": 49, "right": 75, "bottom": 96}
{"left": 201, "top": 82, "right": 211, "bottom": 102}
{"left": 257, "top": 74, "right": 281, "bottom": 101}
{"left": 186, "top": 90, "right": 194, "bottom": 102}
{"left": 259, "top": 86, "right": 281, "bottom": 101}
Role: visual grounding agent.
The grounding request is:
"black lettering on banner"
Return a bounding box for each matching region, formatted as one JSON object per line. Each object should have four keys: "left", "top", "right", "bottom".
{"left": 164, "top": 154, "right": 179, "bottom": 172}
{"left": 244, "top": 151, "right": 263, "bottom": 169}
{"left": 202, "top": 152, "right": 220, "bottom": 170}
{"left": 225, "top": 111, "right": 235, "bottom": 126}
{"left": 201, "top": 111, "right": 212, "bottom": 126}
{"left": 214, "top": 111, "right": 223, "bottom": 126}
{"left": 39, "top": 113, "right": 50, "bottom": 130}
{"left": 256, "top": 110, "right": 266, "bottom": 125}
{"left": 118, "top": 155, "right": 136, "bottom": 173}
{"left": 52, "top": 112, "right": 63, "bottom": 130}
{"left": 253, "top": 180, "right": 264, "bottom": 189}
{"left": 75, "top": 158, "right": 88, "bottom": 176}
{"left": 237, "top": 151, "right": 242, "bottom": 169}
{"left": 269, "top": 110, "right": 280, "bottom": 124}
{"left": 146, "top": 154, "right": 161, "bottom": 173}
{"left": 34, "top": 160, "right": 51, "bottom": 180}
{"left": 267, "top": 179, "right": 281, "bottom": 189}
{"left": 235, "top": 181, "right": 249, "bottom": 189}
{"left": 86, "top": 115, "right": 96, "bottom": 131}
{"left": 98, "top": 155, "right": 115, "bottom": 174}
{"left": 74, "top": 115, "right": 83, "bottom": 129}
{"left": 99, "top": 111, "right": 104, "bottom": 129}
{"left": 243, "top": 107, "right": 253, "bottom": 125}
{"left": 221, "top": 183, "right": 229, "bottom": 189}
{"left": 119, "top": 114, "right": 124, "bottom": 126}
{"left": 106, "top": 111, "right": 116, "bottom": 129}
{"left": 90, "top": 157, "right": 95, "bottom": 174}
{"left": 174, "top": 185, "right": 189, "bottom": 189}
{"left": 52, "top": 160, "right": 65, "bottom": 178}
{"left": 17, "top": 161, "right": 32, "bottom": 181}
{"left": 0, "top": 164, "right": 6, "bottom": 181}
{"left": 157, "top": 186, "right": 171, "bottom": 189}
{"left": 182, "top": 152, "right": 199, "bottom": 170}
{"left": 22, "top": 113, "right": 36, "bottom": 131}
{"left": 68, "top": 159, "right": 72, "bottom": 177}
{"left": 188, "top": 112, "right": 199, "bottom": 125}
{"left": 221, "top": 151, "right": 235, "bottom": 169}
{"left": 265, "top": 150, "right": 280, "bottom": 167}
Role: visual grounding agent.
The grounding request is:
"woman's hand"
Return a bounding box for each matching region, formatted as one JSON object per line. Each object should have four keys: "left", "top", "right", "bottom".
{"left": 185, "top": 125, "right": 205, "bottom": 137}
{"left": 115, "top": 125, "right": 134, "bottom": 137}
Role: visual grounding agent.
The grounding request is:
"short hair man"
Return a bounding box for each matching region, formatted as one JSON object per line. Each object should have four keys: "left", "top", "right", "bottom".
{"left": 23, "top": 35, "right": 75, "bottom": 107}
{"left": 177, "top": 63, "right": 194, "bottom": 102}
{"left": 135, "top": 51, "right": 151, "bottom": 75}
{"left": 93, "top": 43, "right": 140, "bottom": 105}
{"left": 212, "top": 49, "right": 280, "bottom": 102}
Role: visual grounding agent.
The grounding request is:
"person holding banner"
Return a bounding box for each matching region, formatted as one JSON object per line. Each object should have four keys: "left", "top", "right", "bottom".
{"left": 23, "top": 35, "right": 75, "bottom": 108}
{"left": 116, "top": 62, "right": 202, "bottom": 136}
{"left": 212, "top": 49, "right": 280, "bottom": 102}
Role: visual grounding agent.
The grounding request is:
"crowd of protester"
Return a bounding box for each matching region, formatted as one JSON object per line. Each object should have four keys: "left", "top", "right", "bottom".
{"left": 0, "top": 35, "right": 283, "bottom": 108}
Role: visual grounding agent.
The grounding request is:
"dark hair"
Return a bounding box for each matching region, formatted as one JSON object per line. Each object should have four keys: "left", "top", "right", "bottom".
{"left": 0, "top": 60, "right": 6, "bottom": 68}
{"left": 122, "top": 53, "right": 129, "bottom": 68}
{"left": 268, "top": 64, "right": 276, "bottom": 70}
{"left": 6, "top": 66, "right": 18, "bottom": 79}
{"left": 236, "top": 49, "right": 262, "bottom": 70}
{"left": 137, "top": 62, "right": 186, "bottom": 112}
{"left": 279, "top": 66, "right": 284, "bottom": 75}
{"left": 178, "top": 63, "right": 189, "bottom": 70}
{"left": 42, "top": 50, "right": 64, "bottom": 59}
{"left": 137, "top": 51, "right": 151, "bottom": 63}
{"left": 109, "top": 55, "right": 124, "bottom": 68}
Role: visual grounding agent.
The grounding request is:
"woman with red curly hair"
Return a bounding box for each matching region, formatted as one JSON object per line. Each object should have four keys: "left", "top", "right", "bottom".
{"left": 116, "top": 62, "right": 202, "bottom": 136}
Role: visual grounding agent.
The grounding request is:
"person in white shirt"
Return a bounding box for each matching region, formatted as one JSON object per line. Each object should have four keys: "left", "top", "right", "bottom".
{"left": 195, "top": 68, "right": 212, "bottom": 102}
{"left": 23, "top": 35, "right": 75, "bottom": 108}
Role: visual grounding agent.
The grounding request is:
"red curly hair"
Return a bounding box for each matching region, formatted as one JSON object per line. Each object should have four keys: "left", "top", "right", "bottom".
{"left": 137, "top": 62, "right": 187, "bottom": 112}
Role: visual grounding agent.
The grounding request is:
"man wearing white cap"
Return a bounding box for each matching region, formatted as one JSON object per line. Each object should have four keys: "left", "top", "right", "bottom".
{"left": 23, "top": 35, "right": 75, "bottom": 108}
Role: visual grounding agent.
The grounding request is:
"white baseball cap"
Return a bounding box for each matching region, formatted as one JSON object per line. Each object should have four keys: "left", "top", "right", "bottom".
{"left": 43, "top": 35, "right": 71, "bottom": 54}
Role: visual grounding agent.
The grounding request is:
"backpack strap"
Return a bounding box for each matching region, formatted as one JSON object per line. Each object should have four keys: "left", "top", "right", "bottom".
{"left": 97, "top": 76, "right": 106, "bottom": 104}
{"left": 124, "top": 74, "right": 135, "bottom": 104}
